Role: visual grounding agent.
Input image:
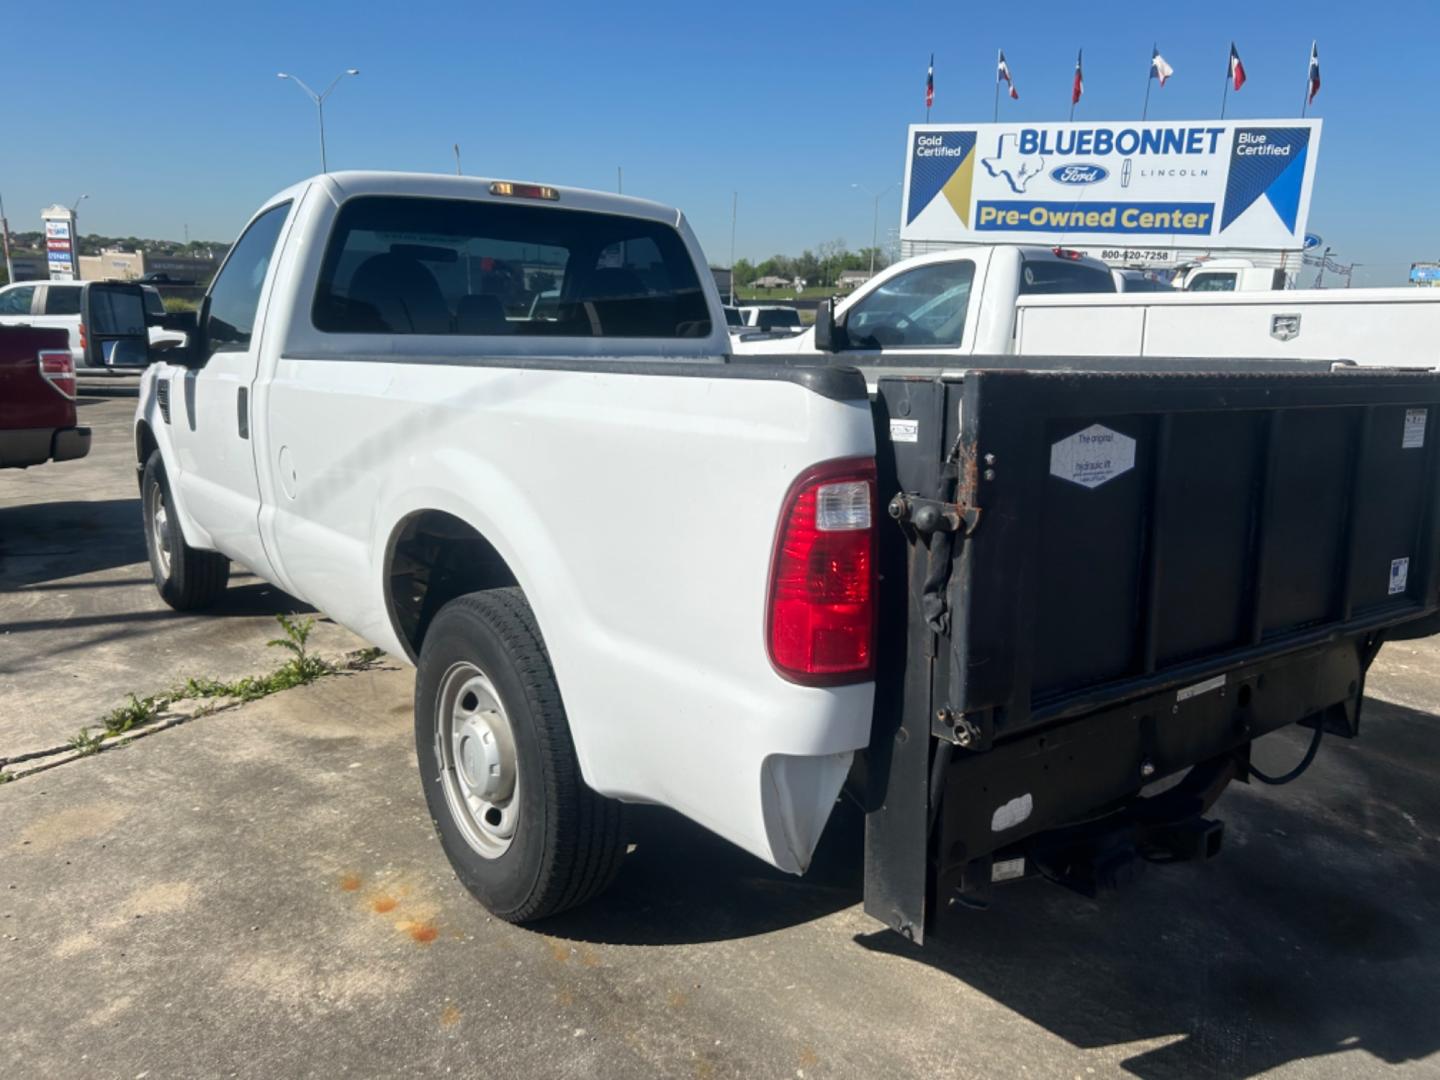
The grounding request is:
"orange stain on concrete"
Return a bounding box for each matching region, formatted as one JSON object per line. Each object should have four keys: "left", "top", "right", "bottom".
{"left": 339, "top": 874, "right": 362, "bottom": 892}
{"left": 370, "top": 894, "right": 398, "bottom": 914}
{"left": 440, "top": 1005, "right": 462, "bottom": 1028}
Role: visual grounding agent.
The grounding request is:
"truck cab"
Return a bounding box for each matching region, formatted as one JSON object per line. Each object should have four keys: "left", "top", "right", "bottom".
{"left": 1179, "top": 258, "right": 1288, "bottom": 292}
{"left": 733, "top": 246, "right": 1115, "bottom": 361}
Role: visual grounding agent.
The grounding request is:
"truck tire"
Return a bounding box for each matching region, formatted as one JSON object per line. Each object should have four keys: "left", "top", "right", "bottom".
{"left": 141, "top": 450, "right": 230, "bottom": 611}
{"left": 415, "top": 587, "right": 625, "bottom": 923}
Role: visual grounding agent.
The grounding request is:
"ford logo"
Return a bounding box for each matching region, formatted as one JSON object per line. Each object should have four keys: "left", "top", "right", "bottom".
{"left": 1050, "top": 164, "right": 1109, "bottom": 186}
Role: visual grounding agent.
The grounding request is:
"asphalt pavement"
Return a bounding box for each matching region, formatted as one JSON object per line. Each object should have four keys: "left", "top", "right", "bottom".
{"left": 2, "top": 395, "right": 1439, "bottom": 1079}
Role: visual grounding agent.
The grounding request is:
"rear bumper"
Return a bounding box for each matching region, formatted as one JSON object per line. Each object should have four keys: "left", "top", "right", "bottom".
{"left": 0, "top": 426, "right": 91, "bottom": 468}
{"left": 52, "top": 426, "right": 91, "bottom": 462}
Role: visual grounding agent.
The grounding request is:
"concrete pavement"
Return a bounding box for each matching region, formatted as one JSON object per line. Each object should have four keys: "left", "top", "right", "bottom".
{"left": 0, "top": 392, "right": 365, "bottom": 760}
{"left": 2, "top": 393, "right": 1439, "bottom": 1078}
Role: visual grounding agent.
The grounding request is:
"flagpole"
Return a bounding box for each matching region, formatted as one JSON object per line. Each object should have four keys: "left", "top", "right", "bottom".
{"left": 1220, "top": 72, "right": 1229, "bottom": 120}
{"left": 1142, "top": 52, "right": 1153, "bottom": 121}
{"left": 993, "top": 50, "right": 1001, "bottom": 123}
{"left": 1301, "top": 44, "right": 1310, "bottom": 117}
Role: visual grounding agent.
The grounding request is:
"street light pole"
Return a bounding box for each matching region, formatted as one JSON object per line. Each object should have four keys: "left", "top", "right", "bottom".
{"left": 277, "top": 69, "right": 360, "bottom": 172}
{"left": 728, "top": 191, "right": 737, "bottom": 306}
{"left": 0, "top": 192, "right": 12, "bottom": 285}
{"left": 852, "top": 182, "right": 899, "bottom": 276}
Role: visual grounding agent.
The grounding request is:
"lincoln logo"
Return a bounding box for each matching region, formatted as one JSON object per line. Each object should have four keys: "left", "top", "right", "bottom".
{"left": 1050, "top": 164, "right": 1109, "bottom": 185}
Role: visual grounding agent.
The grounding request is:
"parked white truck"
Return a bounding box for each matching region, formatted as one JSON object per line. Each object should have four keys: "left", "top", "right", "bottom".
{"left": 1015, "top": 288, "right": 1440, "bottom": 368}
{"left": 119, "top": 173, "right": 1440, "bottom": 942}
{"left": 741, "top": 247, "right": 1440, "bottom": 372}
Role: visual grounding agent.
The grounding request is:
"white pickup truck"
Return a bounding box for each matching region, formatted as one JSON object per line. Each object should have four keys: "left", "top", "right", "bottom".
{"left": 732, "top": 246, "right": 1118, "bottom": 362}
{"left": 740, "top": 246, "right": 1440, "bottom": 372}
{"left": 120, "top": 172, "right": 1440, "bottom": 942}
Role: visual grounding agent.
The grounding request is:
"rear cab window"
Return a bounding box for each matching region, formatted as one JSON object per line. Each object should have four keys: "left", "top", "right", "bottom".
{"left": 312, "top": 196, "right": 711, "bottom": 339}
{"left": 1018, "top": 259, "right": 1116, "bottom": 295}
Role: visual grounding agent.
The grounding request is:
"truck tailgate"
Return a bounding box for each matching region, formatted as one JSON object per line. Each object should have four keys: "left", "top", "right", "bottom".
{"left": 866, "top": 369, "right": 1440, "bottom": 940}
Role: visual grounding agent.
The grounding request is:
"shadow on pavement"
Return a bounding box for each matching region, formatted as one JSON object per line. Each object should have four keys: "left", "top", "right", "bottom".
{"left": 551, "top": 702, "right": 1440, "bottom": 1078}
{"left": 0, "top": 498, "right": 146, "bottom": 588}
{"left": 542, "top": 800, "right": 864, "bottom": 945}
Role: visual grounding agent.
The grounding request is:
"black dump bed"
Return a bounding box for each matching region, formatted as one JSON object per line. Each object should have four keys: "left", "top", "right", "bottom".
{"left": 863, "top": 367, "right": 1440, "bottom": 941}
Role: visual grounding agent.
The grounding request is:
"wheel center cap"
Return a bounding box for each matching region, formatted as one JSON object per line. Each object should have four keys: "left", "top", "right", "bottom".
{"left": 456, "top": 710, "right": 509, "bottom": 799}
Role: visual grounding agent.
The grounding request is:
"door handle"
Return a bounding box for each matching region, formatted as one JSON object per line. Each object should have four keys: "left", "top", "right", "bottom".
{"left": 236, "top": 386, "right": 249, "bottom": 439}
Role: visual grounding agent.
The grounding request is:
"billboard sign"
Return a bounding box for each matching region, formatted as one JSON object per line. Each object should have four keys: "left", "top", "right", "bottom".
{"left": 902, "top": 119, "right": 1321, "bottom": 252}
{"left": 42, "top": 208, "right": 78, "bottom": 281}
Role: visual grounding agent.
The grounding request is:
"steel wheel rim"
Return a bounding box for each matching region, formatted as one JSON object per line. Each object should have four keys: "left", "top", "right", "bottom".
{"left": 435, "top": 661, "right": 519, "bottom": 859}
{"left": 147, "top": 482, "right": 171, "bottom": 579}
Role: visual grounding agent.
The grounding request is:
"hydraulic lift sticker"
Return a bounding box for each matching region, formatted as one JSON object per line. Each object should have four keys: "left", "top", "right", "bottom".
{"left": 1403, "top": 409, "right": 1427, "bottom": 450}
{"left": 1048, "top": 424, "right": 1136, "bottom": 489}
{"left": 1390, "top": 557, "right": 1410, "bottom": 596}
{"left": 889, "top": 418, "right": 919, "bottom": 443}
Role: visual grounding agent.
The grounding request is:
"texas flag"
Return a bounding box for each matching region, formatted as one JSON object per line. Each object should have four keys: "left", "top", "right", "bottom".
{"left": 1071, "top": 49, "right": 1084, "bottom": 105}
{"left": 926, "top": 54, "right": 934, "bottom": 109}
{"left": 1150, "top": 45, "right": 1174, "bottom": 87}
{"left": 1307, "top": 41, "right": 1321, "bottom": 104}
{"left": 1229, "top": 42, "right": 1247, "bottom": 91}
{"left": 997, "top": 49, "right": 1018, "bottom": 99}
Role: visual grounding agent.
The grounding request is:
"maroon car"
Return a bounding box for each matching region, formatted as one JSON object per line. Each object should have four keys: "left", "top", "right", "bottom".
{"left": 0, "top": 325, "right": 90, "bottom": 469}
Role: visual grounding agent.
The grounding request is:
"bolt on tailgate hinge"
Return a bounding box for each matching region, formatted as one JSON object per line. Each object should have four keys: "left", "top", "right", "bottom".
{"left": 887, "top": 493, "right": 981, "bottom": 536}
{"left": 934, "top": 708, "right": 988, "bottom": 748}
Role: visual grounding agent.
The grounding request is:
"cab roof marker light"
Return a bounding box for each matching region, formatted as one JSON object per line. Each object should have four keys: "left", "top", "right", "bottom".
{"left": 489, "top": 181, "right": 560, "bottom": 201}
{"left": 1052, "top": 247, "right": 1085, "bottom": 260}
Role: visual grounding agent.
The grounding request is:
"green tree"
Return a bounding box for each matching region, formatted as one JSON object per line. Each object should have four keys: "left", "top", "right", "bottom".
{"left": 733, "top": 258, "right": 758, "bottom": 287}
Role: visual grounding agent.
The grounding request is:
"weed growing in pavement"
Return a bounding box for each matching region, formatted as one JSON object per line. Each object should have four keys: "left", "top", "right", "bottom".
{"left": 0, "top": 771, "right": 13, "bottom": 784}
{"left": 103, "top": 694, "right": 165, "bottom": 736}
{"left": 69, "top": 728, "right": 104, "bottom": 756}
{"left": 56, "top": 615, "right": 383, "bottom": 767}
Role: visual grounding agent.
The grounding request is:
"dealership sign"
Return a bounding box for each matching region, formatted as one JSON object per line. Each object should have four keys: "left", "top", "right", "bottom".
{"left": 902, "top": 119, "right": 1321, "bottom": 251}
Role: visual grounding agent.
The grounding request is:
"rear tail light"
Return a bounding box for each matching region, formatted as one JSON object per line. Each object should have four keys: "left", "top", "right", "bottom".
{"left": 38, "top": 349, "right": 76, "bottom": 400}
{"left": 767, "top": 458, "right": 877, "bottom": 684}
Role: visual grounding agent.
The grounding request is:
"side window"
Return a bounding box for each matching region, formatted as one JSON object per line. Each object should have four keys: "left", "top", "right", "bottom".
{"left": 0, "top": 285, "right": 36, "bottom": 315}
{"left": 1189, "top": 273, "right": 1236, "bottom": 292}
{"left": 43, "top": 286, "right": 82, "bottom": 316}
{"left": 205, "top": 202, "right": 291, "bottom": 358}
{"left": 843, "top": 261, "right": 975, "bottom": 349}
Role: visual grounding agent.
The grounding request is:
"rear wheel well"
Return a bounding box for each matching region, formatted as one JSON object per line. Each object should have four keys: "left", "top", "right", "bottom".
{"left": 385, "top": 510, "right": 519, "bottom": 660}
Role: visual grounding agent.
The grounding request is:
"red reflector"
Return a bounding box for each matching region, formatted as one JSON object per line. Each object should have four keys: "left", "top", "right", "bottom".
{"left": 767, "top": 458, "right": 877, "bottom": 684}
{"left": 38, "top": 349, "right": 76, "bottom": 400}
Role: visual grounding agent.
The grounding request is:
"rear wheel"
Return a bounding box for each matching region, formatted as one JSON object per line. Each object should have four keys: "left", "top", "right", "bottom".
{"left": 415, "top": 587, "right": 625, "bottom": 922}
{"left": 141, "top": 450, "right": 230, "bottom": 610}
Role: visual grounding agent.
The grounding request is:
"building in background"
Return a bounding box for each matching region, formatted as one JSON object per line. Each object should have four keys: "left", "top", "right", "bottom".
{"left": 901, "top": 119, "right": 1322, "bottom": 283}
{"left": 76, "top": 249, "right": 217, "bottom": 285}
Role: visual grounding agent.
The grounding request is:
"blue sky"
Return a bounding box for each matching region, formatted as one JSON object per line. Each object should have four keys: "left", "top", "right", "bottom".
{"left": 3, "top": 1, "right": 1437, "bottom": 283}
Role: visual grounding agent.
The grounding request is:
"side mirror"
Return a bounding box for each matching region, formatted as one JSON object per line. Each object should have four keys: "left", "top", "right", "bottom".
{"left": 813, "top": 298, "right": 837, "bottom": 352}
{"left": 157, "top": 308, "right": 205, "bottom": 368}
{"left": 83, "top": 283, "right": 153, "bottom": 370}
